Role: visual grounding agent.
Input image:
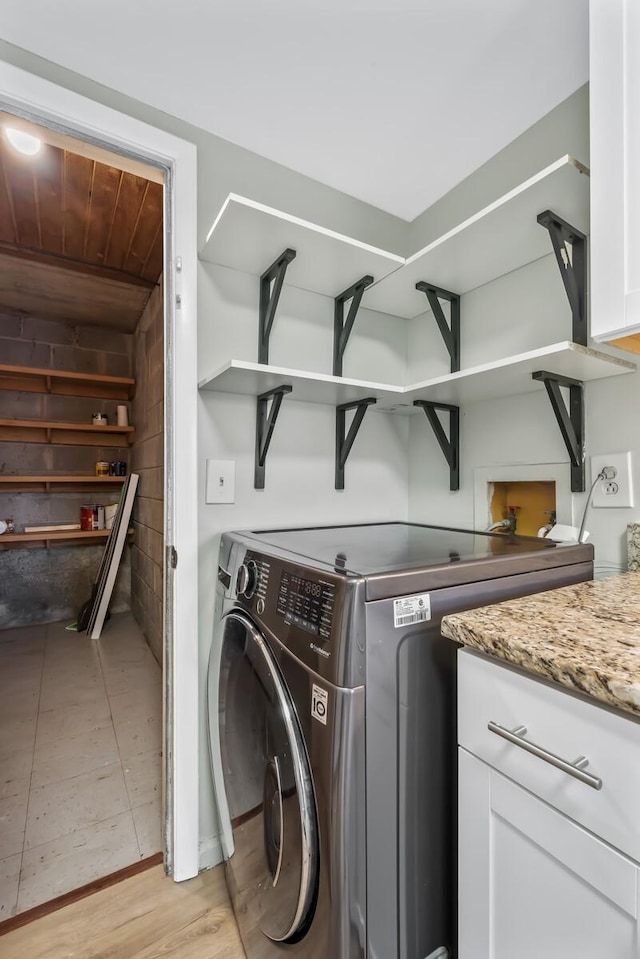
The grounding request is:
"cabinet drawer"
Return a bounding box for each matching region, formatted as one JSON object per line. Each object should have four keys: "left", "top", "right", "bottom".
{"left": 458, "top": 649, "right": 640, "bottom": 861}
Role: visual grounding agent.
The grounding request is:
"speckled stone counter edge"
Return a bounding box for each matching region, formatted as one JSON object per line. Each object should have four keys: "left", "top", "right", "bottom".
{"left": 441, "top": 574, "right": 640, "bottom": 718}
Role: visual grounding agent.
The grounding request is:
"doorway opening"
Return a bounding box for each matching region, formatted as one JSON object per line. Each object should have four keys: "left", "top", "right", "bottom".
{"left": 0, "top": 111, "right": 166, "bottom": 918}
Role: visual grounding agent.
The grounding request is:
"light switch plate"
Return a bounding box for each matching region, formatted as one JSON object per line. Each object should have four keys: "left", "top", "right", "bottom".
{"left": 590, "top": 452, "right": 634, "bottom": 508}
{"left": 206, "top": 459, "right": 235, "bottom": 504}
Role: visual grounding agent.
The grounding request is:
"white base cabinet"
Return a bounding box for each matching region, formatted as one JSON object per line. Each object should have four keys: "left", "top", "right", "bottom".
{"left": 459, "top": 750, "right": 640, "bottom": 958}
{"left": 458, "top": 650, "right": 640, "bottom": 958}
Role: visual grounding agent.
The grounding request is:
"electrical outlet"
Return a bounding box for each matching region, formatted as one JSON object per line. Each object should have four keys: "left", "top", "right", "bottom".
{"left": 205, "top": 459, "right": 235, "bottom": 504}
{"left": 590, "top": 452, "right": 634, "bottom": 508}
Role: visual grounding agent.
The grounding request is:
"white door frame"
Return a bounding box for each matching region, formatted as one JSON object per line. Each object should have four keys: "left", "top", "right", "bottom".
{"left": 0, "top": 60, "right": 200, "bottom": 881}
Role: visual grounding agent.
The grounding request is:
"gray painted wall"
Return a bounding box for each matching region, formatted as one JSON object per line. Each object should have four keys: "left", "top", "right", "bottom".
{"left": 408, "top": 85, "right": 590, "bottom": 249}
{"left": 2, "top": 41, "right": 633, "bottom": 870}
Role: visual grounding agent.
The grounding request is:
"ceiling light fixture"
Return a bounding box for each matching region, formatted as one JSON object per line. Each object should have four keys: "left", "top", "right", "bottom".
{"left": 5, "top": 127, "right": 42, "bottom": 157}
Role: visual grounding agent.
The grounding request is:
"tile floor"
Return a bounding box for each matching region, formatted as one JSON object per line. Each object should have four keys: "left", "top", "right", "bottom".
{"left": 0, "top": 611, "right": 162, "bottom": 920}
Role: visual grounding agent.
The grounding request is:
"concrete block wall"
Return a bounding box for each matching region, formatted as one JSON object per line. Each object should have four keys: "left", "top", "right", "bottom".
{"left": 0, "top": 544, "right": 130, "bottom": 629}
{"left": 0, "top": 309, "right": 133, "bottom": 628}
{"left": 130, "top": 284, "right": 164, "bottom": 664}
{"left": 0, "top": 310, "right": 133, "bottom": 376}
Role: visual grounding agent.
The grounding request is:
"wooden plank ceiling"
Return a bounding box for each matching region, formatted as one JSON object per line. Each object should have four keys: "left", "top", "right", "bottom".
{"left": 0, "top": 113, "right": 163, "bottom": 332}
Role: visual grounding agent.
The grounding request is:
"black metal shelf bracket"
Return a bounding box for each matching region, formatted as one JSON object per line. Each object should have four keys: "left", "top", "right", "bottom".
{"left": 415, "top": 282, "right": 461, "bottom": 373}
{"left": 532, "top": 370, "right": 585, "bottom": 492}
{"left": 255, "top": 385, "right": 293, "bottom": 489}
{"left": 537, "top": 210, "right": 587, "bottom": 347}
{"left": 335, "top": 397, "right": 377, "bottom": 489}
{"left": 259, "top": 248, "right": 297, "bottom": 364}
{"left": 413, "top": 400, "right": 460, "bottom": 491}
{"left": 333, "top": 275, "right": 375, "bottom": 376}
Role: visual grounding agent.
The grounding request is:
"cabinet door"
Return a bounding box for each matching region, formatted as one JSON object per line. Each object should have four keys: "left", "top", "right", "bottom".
{"left": 459, "top": 749, "right": 640, "bottom": 959}
{"left": 590, "top": 0, "right": 640, "bottom": 340}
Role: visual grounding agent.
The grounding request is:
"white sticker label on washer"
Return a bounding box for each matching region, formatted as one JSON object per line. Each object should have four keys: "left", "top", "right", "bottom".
{"left": 311, "top": 684, "right": 328, "bottom": 725}
{"left": 393, "top": 593, "right": 431, "bottom": 628}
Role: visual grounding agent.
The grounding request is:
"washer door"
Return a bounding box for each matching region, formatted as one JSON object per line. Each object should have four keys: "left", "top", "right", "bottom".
{"left": 218, "top": 610, "right": 319, "bottom": 942}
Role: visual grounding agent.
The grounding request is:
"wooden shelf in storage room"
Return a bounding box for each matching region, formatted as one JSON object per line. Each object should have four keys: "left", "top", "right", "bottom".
{"left": 199, "top": 193, "right": 405, "bottom": 298}
{"left": 199, "top": 359, "right": 409, "bottom": 413}
{"left": 0, "top": 363, "right": 136, "bottom": 400}
{"left": 0, "top": 475, "right": 126, "bottom": 492}
{"left": 0, "top": 419, "right": 135, "bottom": 446}
{"left": 363, "top": 156, "right": 591, "bottom": 318}
{"left": 200, "top": 344, "right": 636, "bottom": 413}
{"left": 0, "top": 528, "right": 134, "bottom": 550}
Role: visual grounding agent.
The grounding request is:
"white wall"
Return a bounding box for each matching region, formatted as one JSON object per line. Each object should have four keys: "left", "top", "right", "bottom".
{"left": 408, "top": 369, "right": 640, "bottom": 573}
{"left": 581, "top": 372, "right": 640, "bottom": 566}
{"left": 198, "top": 263, "right": 408, "bottom": 385}
{"left": 406, "top": 254, "right": 571, "bottom": 384}
{"left": 405, "top": 250, "right": 588, "bottom": 522}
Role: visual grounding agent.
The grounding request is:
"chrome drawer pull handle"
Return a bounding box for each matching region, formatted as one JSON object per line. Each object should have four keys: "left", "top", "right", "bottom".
{"left": 487, "top": 721, "right": 603, "bottom": 791}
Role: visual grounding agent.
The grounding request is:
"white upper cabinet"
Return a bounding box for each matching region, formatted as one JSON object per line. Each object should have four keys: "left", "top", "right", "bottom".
{"left": 590, "top": 0, "right": 640, "bottom": 341}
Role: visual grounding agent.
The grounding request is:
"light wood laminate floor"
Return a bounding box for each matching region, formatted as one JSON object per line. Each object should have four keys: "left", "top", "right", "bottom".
{"left": 0, "top": 863, "right": 246, "bottom": 959}
{"left": 0, "top": 613, "right": 162, "bottom": 918}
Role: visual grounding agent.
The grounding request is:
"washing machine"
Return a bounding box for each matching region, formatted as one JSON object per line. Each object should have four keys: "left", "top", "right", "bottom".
{"left": 207, "top": 522, "right": 593, "bottom": 959}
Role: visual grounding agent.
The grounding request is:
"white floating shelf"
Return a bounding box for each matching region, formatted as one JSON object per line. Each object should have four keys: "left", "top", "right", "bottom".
{"left": 199, "top": 345, "right": 635, "bottom": 413}
{"left": 199, "top": 360, "right": 407, "bottom": 412}
{"left": 200, "top": 193, "right": 404, "bottom": 299}
{"left": 406, "top": 342, "right": 635, "bottom": 405}
{"left": 363, "top": 156, "right": 591, "bottom": 319}
{"left": 200, "top": 159, "right": 589, "bottom": 320}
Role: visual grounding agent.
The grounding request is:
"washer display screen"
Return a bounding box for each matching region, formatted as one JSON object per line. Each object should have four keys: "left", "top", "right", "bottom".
{"left": 276, "top": 572, "right": 334, "bottom": 640}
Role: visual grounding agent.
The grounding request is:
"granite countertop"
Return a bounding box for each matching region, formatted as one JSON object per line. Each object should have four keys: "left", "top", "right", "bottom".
{"left": 440, "top": 572, "right": 640, "bottom": 717}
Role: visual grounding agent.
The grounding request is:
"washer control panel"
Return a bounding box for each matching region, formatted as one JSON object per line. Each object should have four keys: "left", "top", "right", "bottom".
{"left": 230, "top": 545, "right": 362, "bottom": 685}
{"left": 224, "top": 537, "right": 361, "bottom": 687}
{"left": 276, "top": 570, "right": 335, "bottom": 641}
{"left": 237, "top": 555, "right": 271, "bottom": 606}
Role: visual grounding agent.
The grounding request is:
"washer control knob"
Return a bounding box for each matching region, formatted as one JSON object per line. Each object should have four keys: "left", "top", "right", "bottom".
{"left": 237, "top": 561, "right": 258, "bottom": 598}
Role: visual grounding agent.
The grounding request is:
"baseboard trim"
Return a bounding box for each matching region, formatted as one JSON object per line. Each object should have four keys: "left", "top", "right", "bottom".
{"left": 0, "top": 852, "right": 163, "bottom": 937}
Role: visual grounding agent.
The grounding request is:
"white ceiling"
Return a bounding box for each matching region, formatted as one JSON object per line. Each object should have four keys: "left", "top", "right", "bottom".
{"left": 0, "top": 0, "right": 589, "bottom": 221}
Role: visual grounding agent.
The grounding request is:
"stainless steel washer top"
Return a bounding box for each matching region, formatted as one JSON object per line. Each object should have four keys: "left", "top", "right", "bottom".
{"left": 239, "top": 520, "right": 560, "bottom": 574}
{"left": 210, "top": 522, "right": 593, "bottom": 959}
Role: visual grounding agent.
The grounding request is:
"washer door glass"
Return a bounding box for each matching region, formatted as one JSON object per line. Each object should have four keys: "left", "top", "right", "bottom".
{"left": 218, "top": 611, "right": 319, "bottom": 942}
